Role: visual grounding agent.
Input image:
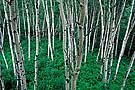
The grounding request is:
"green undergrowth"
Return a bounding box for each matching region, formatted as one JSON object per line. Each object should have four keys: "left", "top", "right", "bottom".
{"left": 0, "top": 38, "right": 135, "bottom": 90}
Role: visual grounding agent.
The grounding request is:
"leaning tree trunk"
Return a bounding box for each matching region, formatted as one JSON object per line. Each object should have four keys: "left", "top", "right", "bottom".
{"left": 114, "top": 0, "right": 135, "bottom": 80}
{"left": 128, "top": 32, "right": 135, "bottom": 56}
{"left": 3, "top": 0, "right": 16, "bottom": 76}
{"left": 121, "top": 51, "right": 135, "bottom": 90}
{"left": 96, "top": 0, "right": 105, "bottom": 63}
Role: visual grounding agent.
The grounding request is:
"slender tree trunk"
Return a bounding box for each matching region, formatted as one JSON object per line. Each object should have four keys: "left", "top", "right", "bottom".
{"left": 16, "top": 0, "right": 20, "bottom": 38}
{"left": 1, "top": 49, "right": 8, "bottom": 69}
{"left": 88, "top": 9, "right": 95, "bottom": 52}
{"left": 22, "top": 1, "right": 27, "bottom": 38}
{"left": 103, "top": 0, "right": 111, "bottom": 82}
{"left": 41, "top": 0, "right": 46, "bottom": 38}
{"left": 45, "top": 0, "right": 54, "bottom": 61}
{"left": 24, "top": 0, "right": 31, "bottom": 61}
{"left": 50, "top": 0, "right": 55, "bottom": 50}
{"left": 108, "top": 43, "right": 114, "bottom": 82}
{"left": 0, "top": 23, "right": 8, "bottom": 70}
{"left": 99, "top": 0, "right": 105, "bottom": 61}
{"left": 91, "top": 11, "right": 100, "bottom": 52}
{"left": 34, "top": 0, "right": 40, "bottom": 89}
{"left": 114, "top": 0, "right": 135, "bottom": 80}
{"left": 3, "top": 0, "right": 16, "bottom": 76}
{"left": 32, "top": 3, "right": 35, "bottom": 36}
{"left": 128, "top": 32, "right": 135, "bottom": 56}
{"left": 121, "top": 51, "right": 135, "bottom": 90}
{"left": 96, "top": 0, "right": 105, "bottom": 63}
{"left": 84, "top": 0, "right": 88, "bottom": 62}
{"left": 0, "top": 60, "right": 5, "bottom": 90}
{"left": 115, "top": 25, "right": 120, "bottom": 57}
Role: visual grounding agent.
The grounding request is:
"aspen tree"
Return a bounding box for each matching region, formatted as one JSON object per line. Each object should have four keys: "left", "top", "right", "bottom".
{"left": 24, "top": 0, "right": 31, "bottom": 61}
{"left": 88, "top": 9, "right": 95, "bottom": 52}
{"left": 128, "top": 32, "right": 135, "bottom": 56}
{"left": 66, "top": 13, "right": 70, "bottom": 90}
{"left": 1, "top": 49, "right": 8, "bottom": 69}
{"left": 0, "top": 29, "right": 8, "bottom": 69}
{"left": 96, "top": 0, "right": 105, "bottom": 63}
{"left": 71, "top": 0, "right": 86, "bottom": 89}
{"left": 114, "top": 0, "right": 135, "bottom": 80}
{"left": 16, "top": 0, "right": 20, "bottom": 38}
{"left": 84, "top": 0, "right": 88, "bottom": 62}
{"left": 91, "top": 11, "right": 100, "bottom": 52}
{"left": 106, "top": 0, "right": 127, "bottom": 63}
{"left": 115, "top": 0, "right": 127, "bottom": 34}
{"left": 112, "top": 0, "right": 116, "bottom": 57}
{"left": 2, "top": 19, "right": 5, "bottom": 43}
{"left": 115, "top": 25, "right": 120, "bottom": 57}
{"left": 9, "top": 0, "right": 27, "bottom": 89}
{"left": 41, "top": 0, "right": 46, "bottom": 37}
{"left": 66, "top": 1, "right": 73, "bottom": 89}
{"left": 108, "top": 43, "right": 114, "bottom": 82}
{"left": 0, "top": 27, "right": 8, "bottom": 69}
{"left": 103, "top": 0, "right": 111, "bottom": 82}
{"left": 34, "top": 0, "right": 40, "bottom": 89}
{"left": 22, "top": 0, "right": 27, "bottom": 38}
{"left": 3, "top": 0, "right": 16, "bottom": 75}
{"left": 71, "top": 0, "right": 75, "bottom": 72}
{"left": 50, "top": 0, "right": 54, "bottom": 50}
{"left": 45, "top": 0, "right": 54, "bottom": 61}
{"left": 59, "top": 0, "right": 68, "bottom": 89}
{"left": 74, "top": 0, "right": 78, "bottom": 22}
{"left": 98, "top": 0, "right": 105, "bottom": 61}
{"left": 32, "top": 3, "right": 35, "bottom": 36}
{"left": 0, "top": 60, "right": 5, "bottom": 90}
{"left": 121, "top": 51, "right": 135, "bottom": 90}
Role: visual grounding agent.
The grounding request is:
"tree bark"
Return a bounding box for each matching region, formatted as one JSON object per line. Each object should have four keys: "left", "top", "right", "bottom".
{"left": 71, "top": 0, "right": 86, "bottom": 89}
{"left": 9, "top": 0, "right": 27, "bottom": 89}
{"left": 24, "top": 0, "right": 31, "bottom": 61}
{"left": 34, "top": 0, "right": 40, "bottom": 90}
{"left": 114, "top": 0, "right": 135, "bottom": 80}
{"left": 121, "top": 51, "right": 135, "bottom": 90}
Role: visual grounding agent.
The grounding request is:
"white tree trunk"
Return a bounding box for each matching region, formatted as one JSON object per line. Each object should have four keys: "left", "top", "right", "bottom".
{"left": 121, "top": 51, "right": 135, "bottom": 90}
{"left": 128, "top": 32, "right": 135, "bottom": 56}
{"left": 114, "top": 0, "right": 135, "bottom": 80}
{"left": 91, "top": 11, "right": 100, "bottom": 52}
{"left": 45, "top": 0, "right": 54, "bottom": 61}
{"left": 84, "top": 0, "right": 88, "bottom": 62}
{"left": 9, "top": 0, "right": 27, "bottom": 89}
{"left": 59, "top": 0, "right": 68, "bottom": 90}
{"left": 34, "top": 0, "right": 40, "bottom": 89}
{"left": 50, "top": 0, "right": 55, "bottom": 50}
{"left": 3, "top": 0, "right": 16, "bottom": 75}
{"left": 0, "top": 61, "right": 5, "bottom": 90}
{"left": 24, "top": 0, "right": 31, "bottom": 61}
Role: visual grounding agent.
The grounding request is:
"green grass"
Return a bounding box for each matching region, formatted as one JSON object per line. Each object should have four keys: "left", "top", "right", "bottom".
{"left": 0, "top": 38, "right": 135, "bottom": 90}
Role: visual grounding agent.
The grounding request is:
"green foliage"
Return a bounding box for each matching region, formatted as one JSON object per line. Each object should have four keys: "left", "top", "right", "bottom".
{"left": 0, "top": 39, "right": 135, "bottom": 90}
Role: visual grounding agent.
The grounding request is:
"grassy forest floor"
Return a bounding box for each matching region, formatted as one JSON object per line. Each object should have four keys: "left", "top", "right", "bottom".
{"left": 1, "top": 38, "right": 135, "bottom": 90}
